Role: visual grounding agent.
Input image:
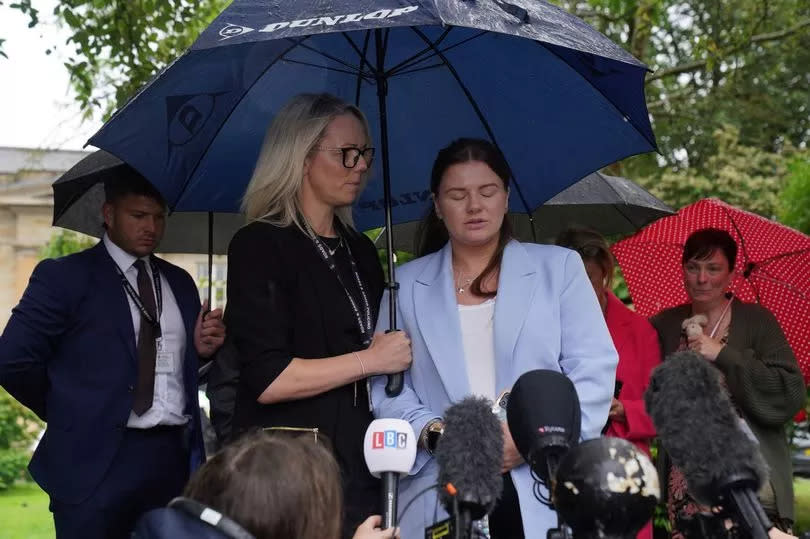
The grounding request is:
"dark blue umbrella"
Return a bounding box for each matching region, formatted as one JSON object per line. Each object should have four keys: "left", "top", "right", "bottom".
{"left": 88, "top": 0, "right": 656, "bottom": 394}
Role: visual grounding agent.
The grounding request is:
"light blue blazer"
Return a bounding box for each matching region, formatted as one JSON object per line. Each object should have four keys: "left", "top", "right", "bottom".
{"left": 370, "top": 240, "right": 618, "bottom": 539}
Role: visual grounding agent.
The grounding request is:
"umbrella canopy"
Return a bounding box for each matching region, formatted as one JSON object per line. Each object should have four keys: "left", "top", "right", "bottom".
{"left": 87, "top": 0, "right": 656, "bottom": 232}
{"left": 53, "top": 150, "right": 244, "bottom": 255}
{"left": 612, "top": 198, "right": 810, "bottom": 381}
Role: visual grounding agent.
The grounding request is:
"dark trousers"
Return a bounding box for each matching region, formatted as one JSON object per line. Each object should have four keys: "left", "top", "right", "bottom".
{"left": 489, "top": 472, "right": 525, "bottom": 539}
{"left": 51, "top": 426, "right": 190, "bottom": 539}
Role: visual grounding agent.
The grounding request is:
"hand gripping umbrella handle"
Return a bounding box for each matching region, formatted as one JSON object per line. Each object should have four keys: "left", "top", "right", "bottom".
{"left": 384, "top": 329, "right": 404, "bottom": 397}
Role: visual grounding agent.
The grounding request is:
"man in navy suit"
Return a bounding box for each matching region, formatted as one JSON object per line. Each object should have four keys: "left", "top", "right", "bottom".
{"left": 0, "top": 174, "right": 226, "bottom": 539}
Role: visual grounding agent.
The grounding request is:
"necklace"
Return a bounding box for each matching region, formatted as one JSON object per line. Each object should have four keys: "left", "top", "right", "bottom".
{"left": 324, "top": 236, "right": 342, "bottom": 256}
{"left": 455, "top": 271, "right": 474, "bottom": 295}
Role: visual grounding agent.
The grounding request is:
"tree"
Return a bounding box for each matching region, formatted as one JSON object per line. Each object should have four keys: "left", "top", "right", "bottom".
{"left": 778, "top": 157, "right": 810, "bottom": 234}
{"left": 555, "top": 0, "right": 810, "bottom": 175}
{"left": 39, "top": 229, "right": 97, "bottom": 260}
{"left": 0, "top": 389, "right": 39, "bottom": 489}
{"left": 2, "top": 0, "right": 227, "bottom": 117}
{"left": 637, "top": 124, "right": 799, "bottom": 216}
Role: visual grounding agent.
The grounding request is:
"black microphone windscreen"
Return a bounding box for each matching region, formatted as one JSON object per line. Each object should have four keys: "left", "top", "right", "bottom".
{"left": 435, "top": 396, "right": 503, "bottom": 515}
{"left": 506, "top": 369, "right": 581, "bottom": 482}
{"left": 644, "top": 350, "right": 768, "bottom": 505}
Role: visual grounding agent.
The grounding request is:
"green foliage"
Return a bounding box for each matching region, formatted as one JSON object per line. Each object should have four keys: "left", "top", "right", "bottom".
{"left": 637, "top": 124, "right": 793, "bottom": 217}
{"left": 4, "top": 0, "right": 228, "bottom": 118}
{"left": 39, "top": 230, "right": 97, "bottom": 260}
{"left": 778, "top": 157, "right": 810, "bottom": 234}
{"left": 0, "top": 389, "right": 41, "bottom": 490}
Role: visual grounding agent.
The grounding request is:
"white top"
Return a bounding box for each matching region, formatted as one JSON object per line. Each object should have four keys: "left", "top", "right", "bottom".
{"left": 103, "top": 234, "right": 189, "bottom": 428}
{"left": 458, "top": 299, "right": 496, "bottom": 400}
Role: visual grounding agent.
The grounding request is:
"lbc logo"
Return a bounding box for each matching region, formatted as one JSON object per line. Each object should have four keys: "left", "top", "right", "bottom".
{"left": 372, "top": 430, "right": 408, "bottom": 449}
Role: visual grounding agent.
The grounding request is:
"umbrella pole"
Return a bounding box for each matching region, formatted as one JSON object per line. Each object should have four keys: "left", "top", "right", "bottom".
{"left": 375, "top": 29, "right": 403, "bottom": 400}
{"left": 208, "top": 211, "right": 213, "bottom": 310}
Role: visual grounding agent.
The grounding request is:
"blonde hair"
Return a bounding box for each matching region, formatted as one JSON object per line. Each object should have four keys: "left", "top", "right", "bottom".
{"left": 241, "top": 93, "right": 371, "bottom": 230}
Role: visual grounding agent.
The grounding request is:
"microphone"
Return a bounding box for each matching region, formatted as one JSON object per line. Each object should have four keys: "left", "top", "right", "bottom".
{"left": 644, "top": 350, "right": 772, "bottom": 539}
{"left": 363, "top": 418, "right": 417, "bottom": 530}
{"left": 435, "top": 396, "right": 503, "bottom": 539}
{"left": 553, "top": 437, "right": 660, "bottom": 539}
{"left": 506, "top": 369, "right": 581, "bottom": 503}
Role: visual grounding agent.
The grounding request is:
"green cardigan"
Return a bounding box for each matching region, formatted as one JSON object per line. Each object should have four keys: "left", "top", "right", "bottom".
{"left": 650, "top": 298, "right": 806, "bottom": 522}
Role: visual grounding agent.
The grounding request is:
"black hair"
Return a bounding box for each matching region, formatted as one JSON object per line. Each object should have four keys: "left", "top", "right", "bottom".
{"left": 681, "top": 228, "right": 738, "bottom": 270}
{"left": 104, "top": 167, "right": 166, "bottom": 206}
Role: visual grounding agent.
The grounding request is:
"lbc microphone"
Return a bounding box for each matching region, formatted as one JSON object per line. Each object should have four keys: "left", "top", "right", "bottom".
{"left": 363, "top": 418, "right": 417, "bottom": 530}
{"left": 645, "top": 350, "right": 772, "bottom": 539}
{"left": 435, "top": 396, "right": 503, "bottom": 539}
{"left": 506, "top": 369, "right": 581, "bottom": 504}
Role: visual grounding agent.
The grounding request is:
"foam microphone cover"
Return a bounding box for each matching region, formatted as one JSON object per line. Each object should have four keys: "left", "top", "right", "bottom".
{"left": 435, "top": 396, "right": 503, "bottom": 516}
{"left": 506, "top": 369, "right": 581, "bottom": 482}
{"left": 644, "top": 350, "right": 768, "bottom": 505}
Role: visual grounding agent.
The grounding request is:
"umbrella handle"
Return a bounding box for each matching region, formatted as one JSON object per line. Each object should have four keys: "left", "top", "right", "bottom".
{"left": 384, "top": 329, "right": 404, "bottom": 397}
{"left": 385, "top": 373, "right": 404, "bottom": 397}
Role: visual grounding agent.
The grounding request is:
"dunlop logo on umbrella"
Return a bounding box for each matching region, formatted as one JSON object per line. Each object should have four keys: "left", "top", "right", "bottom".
{"left": 218, "top": 23, "right": 255, "bottom": 40}
{"left": 254, "top": 6, "right": 420, "bottom": 33}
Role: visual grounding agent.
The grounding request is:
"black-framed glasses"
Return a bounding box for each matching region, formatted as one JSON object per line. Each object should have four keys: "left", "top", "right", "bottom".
{"left": 315, "top": 146, "right": 375, "bottom": 168}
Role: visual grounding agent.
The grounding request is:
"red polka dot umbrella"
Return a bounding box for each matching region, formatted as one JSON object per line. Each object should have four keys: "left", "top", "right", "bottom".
{"left": 611, "top": 198, "right": 810, "bottom": 382}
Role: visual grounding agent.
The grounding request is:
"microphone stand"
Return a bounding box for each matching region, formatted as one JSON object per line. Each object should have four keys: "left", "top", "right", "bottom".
{"left": 543, "top": 455, "right": 572, "bottom": 539}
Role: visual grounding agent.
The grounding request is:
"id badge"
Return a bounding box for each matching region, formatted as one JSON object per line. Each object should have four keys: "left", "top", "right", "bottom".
{"left": 155, "top": 338, "right": 174, "bottom": 374}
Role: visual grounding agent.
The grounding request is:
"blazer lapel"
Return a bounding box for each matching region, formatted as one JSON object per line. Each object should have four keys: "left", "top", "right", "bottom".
{"left": 91, "top": 243, "right": 137, "bottom": 362}
{"left": 414, "top": 243, "right": 470, "bottom": 402}
{"left": 493, "top": 241, "right": 538, "bottom": 392}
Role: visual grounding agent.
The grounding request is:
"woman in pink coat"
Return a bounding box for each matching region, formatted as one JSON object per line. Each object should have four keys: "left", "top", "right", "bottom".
{"left": 557, "top": 227, "right": 660, "bottom": 539}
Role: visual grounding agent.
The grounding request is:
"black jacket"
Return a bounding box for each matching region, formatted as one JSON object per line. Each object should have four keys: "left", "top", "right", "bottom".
{"left": 224, "top": 220, "right": 385, "bottom": 535}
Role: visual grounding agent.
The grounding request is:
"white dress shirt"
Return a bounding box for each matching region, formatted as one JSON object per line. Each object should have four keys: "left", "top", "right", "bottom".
{"left": 103, "top": 234, "right": 188, "bottom": 428}
{"left": 458, "top": 298, "right": 496, "bottom": 400}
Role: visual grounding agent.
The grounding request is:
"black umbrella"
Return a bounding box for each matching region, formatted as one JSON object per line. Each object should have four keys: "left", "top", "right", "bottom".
{"left": 385, "top": 170, "right": 674, "bottom": 252}
{"left": 52, "top": 150, "right": 245, "bottom": 307}
{"left": 515, "top": 170, "right": 674, "bottom": 241}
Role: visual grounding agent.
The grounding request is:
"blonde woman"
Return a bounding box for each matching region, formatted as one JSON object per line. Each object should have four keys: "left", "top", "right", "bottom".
{"left": 225, "top": 93, "right": 412, "bottom": 537}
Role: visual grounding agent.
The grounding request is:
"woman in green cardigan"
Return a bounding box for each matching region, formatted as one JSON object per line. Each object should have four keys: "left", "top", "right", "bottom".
{"left": 650, "top": 228, "right": 806, "bottom": 534}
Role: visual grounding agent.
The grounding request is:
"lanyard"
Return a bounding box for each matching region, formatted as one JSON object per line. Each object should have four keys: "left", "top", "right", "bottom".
{"left": 303, "top": 220, "right": 373, "bottom": 346}
{"left": 115, "top": 257, "right": 163, "bottom": 329}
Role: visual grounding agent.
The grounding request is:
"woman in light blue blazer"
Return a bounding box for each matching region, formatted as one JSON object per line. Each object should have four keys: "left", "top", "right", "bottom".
{"left": 370, "top": 139, "right": 618, "bottom": 539}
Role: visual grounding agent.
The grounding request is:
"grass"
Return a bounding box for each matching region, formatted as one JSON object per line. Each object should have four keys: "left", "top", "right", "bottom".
{"left": 0, "top": 482, "right": 53, "bottom": 539}
{"left": 796, "top": 477, "right": 810, "bottom": 533}
{"left": 0, "top": 479, "right": 805, "bottom": 537}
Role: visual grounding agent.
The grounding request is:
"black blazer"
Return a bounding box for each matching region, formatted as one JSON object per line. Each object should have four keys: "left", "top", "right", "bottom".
{"left": 224, "top": 220, "right": 385, "bottom": 531}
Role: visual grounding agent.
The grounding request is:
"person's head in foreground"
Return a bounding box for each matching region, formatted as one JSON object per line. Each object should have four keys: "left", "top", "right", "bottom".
{"left": 183, "top": 431, "right": 396, "bottom": 539}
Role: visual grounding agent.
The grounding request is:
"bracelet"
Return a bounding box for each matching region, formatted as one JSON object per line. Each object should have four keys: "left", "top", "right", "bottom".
{"left": 353, "top": 351, "right": 366, "bottom": 377}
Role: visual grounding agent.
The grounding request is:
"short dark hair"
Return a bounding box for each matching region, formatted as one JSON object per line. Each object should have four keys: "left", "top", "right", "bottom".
{"left": 555, "top": 227, "right": 615, "bottom": 288}
{"left": 103, "top": 166, "right": 166, "bottom": 206}
{"left": 682, "top": 228, "right": 738, "bottom": 269}
{"left": 183, "top": 430, "right": 343, "bottom": 539}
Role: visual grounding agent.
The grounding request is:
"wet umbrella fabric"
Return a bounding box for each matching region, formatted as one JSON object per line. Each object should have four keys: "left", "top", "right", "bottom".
{"left": 52, "top": 150, "right": 244, "bottom": 255}
{"left": 88, "top": 0, "right": 656, "bottom": 233}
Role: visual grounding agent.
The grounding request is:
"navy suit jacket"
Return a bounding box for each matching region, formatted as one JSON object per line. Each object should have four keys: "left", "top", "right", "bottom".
{"left": 0, "top": 242, "right": 205, "bottom": 504}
